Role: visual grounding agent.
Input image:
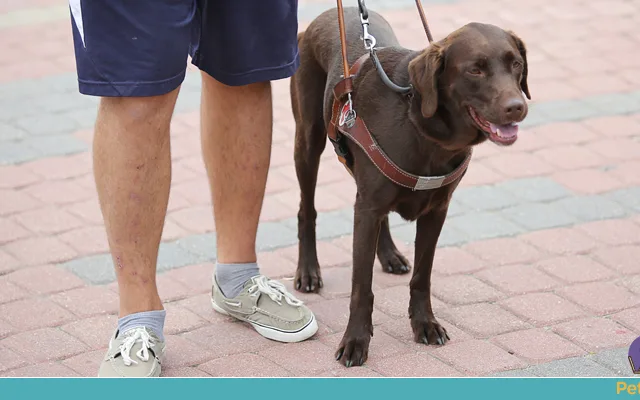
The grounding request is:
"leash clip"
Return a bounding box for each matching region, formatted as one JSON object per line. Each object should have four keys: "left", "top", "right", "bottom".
{"left": 360, "top": 16, "right": 376, "bottom": 50}
{"left": 338, "top": 94, "right": 357, "bottom": 129}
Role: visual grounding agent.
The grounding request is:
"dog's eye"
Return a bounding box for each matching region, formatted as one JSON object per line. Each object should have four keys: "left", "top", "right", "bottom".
{"left": 512, "top": 60, "right": 523, "bottom": 70}
{"left": 467, "top": 67, "right": 483, "bottom": 76}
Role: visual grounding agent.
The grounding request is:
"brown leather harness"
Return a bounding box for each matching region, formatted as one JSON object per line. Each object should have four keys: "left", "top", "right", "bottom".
{"left": 329, "top": 0, "right": 471, "bottom": 191}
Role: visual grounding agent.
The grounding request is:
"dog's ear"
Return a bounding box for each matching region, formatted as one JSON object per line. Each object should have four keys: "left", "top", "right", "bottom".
{"left": 509, "top": 31, "right": 530, "bottom": 100}
{"left": 408, "top": 43, "right": 443, "bottom": 118}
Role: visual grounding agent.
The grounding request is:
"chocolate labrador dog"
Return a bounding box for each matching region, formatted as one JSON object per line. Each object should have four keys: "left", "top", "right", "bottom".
{"left": 290, "top": 7, "right": 529, "bottom": 367}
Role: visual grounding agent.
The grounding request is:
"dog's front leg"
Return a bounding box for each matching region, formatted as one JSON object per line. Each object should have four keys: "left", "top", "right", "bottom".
{"left": 335, "top": 203, "right": 381, "bottom": 367}
{"left": 409, "top": 207, "right": 450, "bottom": 345}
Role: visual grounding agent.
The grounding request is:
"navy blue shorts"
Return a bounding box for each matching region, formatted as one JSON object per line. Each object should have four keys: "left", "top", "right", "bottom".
{"left": 69, "top": 0, "right": 299, "bottom": 97}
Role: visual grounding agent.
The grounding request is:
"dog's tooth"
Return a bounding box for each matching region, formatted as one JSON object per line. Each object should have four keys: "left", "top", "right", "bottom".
{"left": 496, "top": 128, "right": 503, "bottom": 138}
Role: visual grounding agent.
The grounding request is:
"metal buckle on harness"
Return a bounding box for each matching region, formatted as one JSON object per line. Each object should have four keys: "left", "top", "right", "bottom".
{"left": 338, "top": 95, "right": 357, "bottom": 129}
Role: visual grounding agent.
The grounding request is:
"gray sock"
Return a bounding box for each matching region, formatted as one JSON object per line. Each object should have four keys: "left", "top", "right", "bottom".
{"left": 215, "top": 262, "right": 260, "bottom": 298}
{"left": 117, "top": 310, "right": 166, "bottom": 341}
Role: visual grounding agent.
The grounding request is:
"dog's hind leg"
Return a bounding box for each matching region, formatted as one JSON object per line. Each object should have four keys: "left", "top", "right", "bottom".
{"left": 376, "top": 215, "right": 411, "bottom": 274}
{"left": 291, "top": 33, "right": 328, "bottom": 293}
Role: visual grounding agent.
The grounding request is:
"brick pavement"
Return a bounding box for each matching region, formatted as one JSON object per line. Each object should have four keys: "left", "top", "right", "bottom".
{"left": 1, "top": 0, "right": 640, "bottom": 377}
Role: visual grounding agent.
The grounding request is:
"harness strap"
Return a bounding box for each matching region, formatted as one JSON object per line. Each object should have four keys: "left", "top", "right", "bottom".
{"left": 328, "top": 54, "right": 471, "bottom": 191}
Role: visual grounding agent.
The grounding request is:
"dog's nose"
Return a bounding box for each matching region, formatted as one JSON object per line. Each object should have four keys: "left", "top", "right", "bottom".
{"left": 503, "top": 98, "right": 525, "bottom": 120}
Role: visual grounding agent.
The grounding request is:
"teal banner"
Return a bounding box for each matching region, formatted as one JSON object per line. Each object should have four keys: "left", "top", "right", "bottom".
{"left": 1, "top": 378, "right": 640, "bottom": 400}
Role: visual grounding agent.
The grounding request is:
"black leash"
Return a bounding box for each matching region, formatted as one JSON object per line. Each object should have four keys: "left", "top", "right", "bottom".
{"left": 357, "top": 0, "right": 433, "bottom": 95}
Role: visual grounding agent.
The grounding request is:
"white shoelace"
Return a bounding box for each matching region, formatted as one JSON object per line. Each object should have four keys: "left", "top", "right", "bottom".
{"left": 118, "top": 328, "right": 156, "bottom": 366}
{"left": 247, "top": 275, "right": 303, "bottom": 306}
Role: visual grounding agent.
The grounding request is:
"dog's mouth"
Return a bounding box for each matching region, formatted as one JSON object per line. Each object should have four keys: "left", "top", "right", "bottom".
{"left": 467, "top": 107, "right": 518, "bottom": 146}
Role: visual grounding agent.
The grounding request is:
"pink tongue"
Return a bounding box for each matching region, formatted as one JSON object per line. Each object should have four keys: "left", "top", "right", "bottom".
{"left": 490, "top": 123, "right": 518, "bottom": 138}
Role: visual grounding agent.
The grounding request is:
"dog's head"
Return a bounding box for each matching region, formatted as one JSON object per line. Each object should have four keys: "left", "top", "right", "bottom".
{"left": 408, "top": 23, "right": 530, "bottom": 147}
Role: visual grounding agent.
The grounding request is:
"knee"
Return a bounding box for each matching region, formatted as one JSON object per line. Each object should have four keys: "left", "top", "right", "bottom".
{"left": 201, "top": 72, "right": 271, "bottom": 99}
{"left": 98, "top": 88, "right": 180, "bottom": 133}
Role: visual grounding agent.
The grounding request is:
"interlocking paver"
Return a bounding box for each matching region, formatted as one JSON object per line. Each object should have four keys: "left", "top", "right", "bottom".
{"left": 463, "top": 238, "right": 546, "bottom": 266}
{"left": 475, "top": 264, "right": 560, "bottom": 295}
{"left": 536, "top": 255, "right": 617, "bottom": 284}
{"left": 592, "top": 245, "right": 640, "bottom": 275}
{"left": 50, "top": 286, "right": 119, "bottom": 318}
{"left": 0, "top": 297, "right": 75, "bottom": 330}
{"left": 553, "top": 317, "right": 638, "bottom": 352}
{"left": 519, "top": 227, "right": 599, "bottom": 255}
{"left": 199, "top": 353, "right": 291, "bottom": 377}
{"left": 492, "top": 329, "right": 586, "bottom": 362}
{"left": 61, "top": 314, "right": 117, "bottom": 350}
{"left": 442, "top": 303, "right": 529, "bottom": 338}
{"left": 500, "top": 292, "right": 587, "bottom": 327}
{"left": 1, "top": 328, "right": 88, "bottom": 363}
{"left": 431, "top": 340, "right": 527, "bottom": 375}
{"left": 558, "top": 282, "right": 639, "bottom": 315}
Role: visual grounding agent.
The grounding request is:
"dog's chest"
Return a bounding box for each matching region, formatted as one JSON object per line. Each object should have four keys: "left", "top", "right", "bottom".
{"left": 392, "top": 188, "right": 451, "bottom": 221}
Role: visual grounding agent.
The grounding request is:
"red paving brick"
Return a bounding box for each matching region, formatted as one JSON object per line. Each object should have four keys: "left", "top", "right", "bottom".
{"left": 500, "top": 292, "right": 587, "bottom": 326}
{"left": 535, "top": 145, "right": 607, "bottom": 170}
{"left": 163, "top": 303, "right": 207, "bottom": 335}
{"left": 442, "top": 303, "right": 529, "bottom": 338}
{"left": 168, "top": 206, "right": 215, "bottom": 234}
{"left": 0, "top": 218, "right": 30, "bottom": 244}
{"left": 310, "top": 297, "right": 393, "bottom": 331}
{"left": 256, "top": 251, "right": 297, "bottom": 279}
{"left": 0, "top": 189, "right": 42, "bottom": 216}
{"left": 3, "top": 236, "right": 77, "bottom": 266}
{"left": 557, "top": 282, "right": 639, "bottom": 315}
{"left": 182, "top": 322, "right": 276, "bottom": 359}
{"left": 258, "top": 340, "right": 337, "bottom": 376}
{"left": 613, "top": 308, "right": 640, "bottom": 332}
{"left": 0, "top": 297, "right": 75, "bottom": 330}
{"left": 492, "top": 329, "right": 586, "bottom": 362}
{"left": 431, "top": 275, "right": 504, "bottom": 305}
{"left": 162, "top": 263, "right": 212, "bottom": 294}
{"left": 475, "top": 264, "right": 560, "bottom": 295}
{"left": 61, "top": 314, "right": 117, "bottom": 350}
{"left": 0, "top": 165, "right": 40, "bottom": 189}
{"left": 592, "top": 245, "right": 640, "bottom": 275}
{"left": 482, "top": 153, "right": 554, "bottom": 179}
{"left": 0, "top": 344, "right": 27, "bottom": 373}
{"left": 520, "top": 227, "right": 599, "bottom": 255}
{"left": 6, "top": 265, "right": 84, "bottom": 295}
{"left": 156, "top": 275, "right": 191, "bottom": 302}
{"left": 50, "top": 286, "right": 119, "bottom": 318}
{"left": 2, "top": 328, "right": 88, "bottom": 363}
{"left": 61, "top": 349, "right": 105, "bottom": 377}
{"left": 0, "top": 279, "right": 27, "bottom": 304}
{"left": 369, "top": 352, "right": 463, "bottom": 377}
{"left": 199, "top": 353, "right": 291, "bottom": 377}
{"left": 23, "top": 180, "right": 93, "bottom": 205}
{"left": 431, "top": 340, "right": 527, "bottom": 376}
{"left": 57, "top": 226, "right": 109, "bottom": 255}
{"left": 552, "top": 168, "right": 627, "bottom": 194}
{"left": 536, "top": 255, "right": 617, "bottom": 284}
{"left": 11, "top": 207, "right": 84, "bottom": 235}
{"left": 163, "top": 335, "right": 216, "bottom": 368}
{"left": 531, "top": 122, "right": 599, "bottom": 145}
{"left": 577, "top": 219, "right": 640, "bottom": 246}
{"left": 553, "top": 317, "right": 638, "bottom": 352}
{"left": 463, "top": 238, "right": 546, "bottom": 266}
{"left": 25, "top": 154, "right": 91, "bottom": 181}
{"left": 163, "top": 367, "right": 211, "bottom": 377}
{"left": 2, "top": 362, "right": 81, "bottom": 377}
{"left": 431, "top": 247, "right": 487, "bottom": 275}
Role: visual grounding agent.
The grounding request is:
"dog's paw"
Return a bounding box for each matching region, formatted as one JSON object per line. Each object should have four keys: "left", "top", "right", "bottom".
{"left": 411, "top": 318, "right": 450, "bottom": 346}
{"left": 378, "top": 248, "right": 411, "bottom": 275}
{"left": 295, "top": 267, "right": 323, "bottom": 293}
{"left": 335, "top": 333, "right": 371, "bottom": 368}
